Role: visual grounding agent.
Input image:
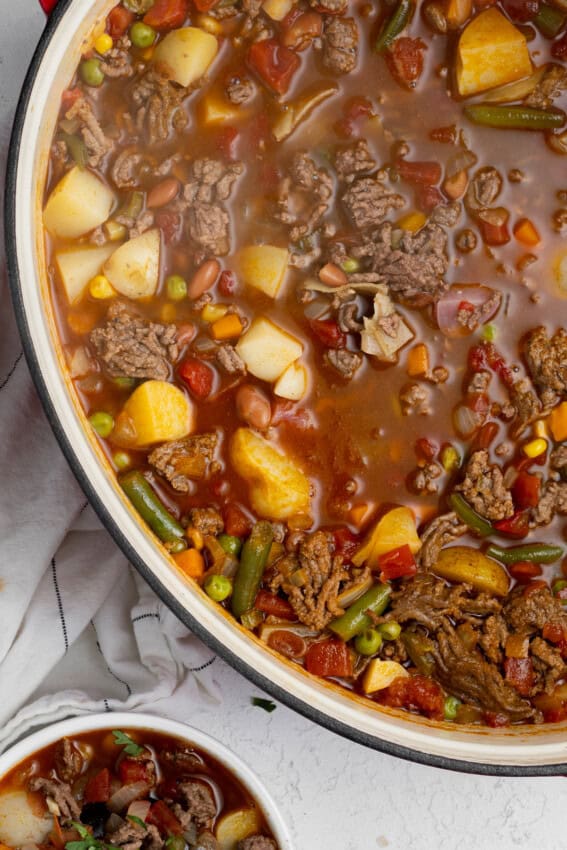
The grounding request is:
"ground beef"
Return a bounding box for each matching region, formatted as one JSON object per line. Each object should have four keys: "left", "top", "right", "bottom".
{"left": 64, "top": 96, "right": 112, "bottom": 168}
{"left": 131, "top": 70, "right": 188, "bottom": 145}
{"left": 54, "top": 738, "right": 83, "bottom": 783}
{"left": 216, "top": 343, "right": 246, "bottom": 374}
{"left": 523, "top": 326, "right": 567, "bottom": 407}
{"left": 115, "top": 208, "right": 155, "bottom": 240}
{"left": 188, "top": 203, "right": 231, "bottom": 256}
{"left": 226, "top": 76, "right": 255, "bottom": 104}
{"left": 111, "top": 149, "right": 144, "bottom": 189}
{"left": 275, "top": 152, "right": 333, "bottom": 241}
{"left": 324, "top": 348, "right": 362, "bottom": 380}
{"left": 237, "top": 838, "right": 277, "bottom": 850}
{"left": 525, "top": 64, "right": 567, "bottom": 109}
{"left": 183, "top": 159, "right": 244, "bottom": 204}
{"left": 342, "top": 176, "right": 404, "bottom": 231}
{"left": 503, "top": 585, "right": 566, "bottom": 635}
{"left": 429, "top": 201, "right": 461, "bottom": 228}
{"left": 187, "top": 507, "right": 224, "bottom": 536}
{"left": 506, "top": 378, "right": 543, "bottom": 437}
{"left": 410, "top": 462, "right": 443, "bottom": 494}
{"left": 467, "top": 370, "right": 492, "bottom": 395}
{"left": 321, "top": 17, "right": 359, "bottom": 74}
{"left": 455, "top": 449, "right": 514, "bottom": 521}
{"left": 399, "top": 383, "right": 430, "bottom": 415}
{"left": 334, "top": 139, "right": 376, "bottom": 181}
{"left": 390, "top": 573, "right": 500, "bottom": 632}
{"left": 99, "top": 36, "right": 134, "bottom": 78}
{"left": 29, "top": 777, "right": 80, "bottom": 821}
{"left": 465, "top": 167, "right": 502, "bottom": 213}
{"left": 175, "top": 159, "right": 243, "bottom": 256}
{"left": 176, "top": 782, "right": 217, "bottom": 829}
{"left": 531, "top": 480, "right": 567, "bottom": 526}
{"left": 90, "top": 302, "right": 178, "bottom": 381}
{"left": 310, "top": 0, "right": 347, "bottom": 10}
{"left": 457, "top": 291, "right": 502, "bottom": 332}
{"left": 352, "top": 221, "right": 449, "bottom": 303}
{"left": 551, "top": 444, "right": 567, "bottom": 474}
{"left": 149, "top": 433, "right": 218, "bottom": 493}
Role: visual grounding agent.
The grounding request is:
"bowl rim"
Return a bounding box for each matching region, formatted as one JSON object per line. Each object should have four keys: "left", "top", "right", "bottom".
{"left": 0, "top": 711, "right": 293, "bottom": 848}
{"left": 5, "top": 0, "right": 567, "bottom": 777}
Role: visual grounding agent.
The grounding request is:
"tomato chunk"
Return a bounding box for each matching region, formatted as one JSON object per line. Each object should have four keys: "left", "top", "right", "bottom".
{"left": 147, "top": 801, "right": 184, "bottom": 836}
{"left": 332, "top": 527, "right": 360, "bottom": 560}
{"left": 511, "top": 470, "right": 541, "bottom": 510}
{"left": 379, "top": 674, "right": 444, "bottom": 720}
{"left": 84, "top": 768, "right": 111, "bottom": 804}
{"left": 378, "top": 544, "right": 417, "bottom": 581}
{"left": 143, "top": 0, "right": 189, "bottom": 30}
{"left": 107, "top": 5, "right": 135, "bottom": 38}
{"left": 224, "top": 503, "right": 252, "bottom": 538}
{"left": 178, "top": 357, "right": 214, "bottom": 399}
{"left": 118, "top": 758, "right": 149, "bottom": 785}
{"left": 305, "top": 638, "right": 353, "bottom": 678}
{"left": 254, "top": 590, "right": 296, "bottom": 620}
{"left": 247, "top": 39, "right": 300, "bottom": 95}
{"left": 504, "top": 657, "right": 535, "bottom": 696}
{"left": 385, "top": 37, "right": 426, "bottom": 89}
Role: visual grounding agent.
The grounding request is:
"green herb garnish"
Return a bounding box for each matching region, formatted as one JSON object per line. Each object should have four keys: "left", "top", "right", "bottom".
{"left": 252, "top": 697, "right": 277, "bottom": 713}
{"left": 127, "top": 816, "right": 147, "bottom": 831}
{"left": 112, "top": 730, "right": 145, "bottom": 757}
{"left": 66, "top": 822, "right": 118, "bottom": 850}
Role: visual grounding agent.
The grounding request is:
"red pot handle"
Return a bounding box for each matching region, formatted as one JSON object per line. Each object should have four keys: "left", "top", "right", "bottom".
{"left": 39, "top": 0, "right": 59, "bottom": 13}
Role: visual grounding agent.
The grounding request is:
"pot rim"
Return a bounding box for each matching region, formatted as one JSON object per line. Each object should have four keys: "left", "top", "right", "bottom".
{"left": 5, "top": 0, "right": 567, "bottom": 776}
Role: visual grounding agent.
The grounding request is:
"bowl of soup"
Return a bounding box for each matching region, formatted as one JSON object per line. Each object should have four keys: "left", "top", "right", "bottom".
{"left": 5, "top": 0, "right": 567, "bottom": 771}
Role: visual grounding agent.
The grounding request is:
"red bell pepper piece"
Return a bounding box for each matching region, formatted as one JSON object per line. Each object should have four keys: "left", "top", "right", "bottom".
{"left": 396, "top": 159, "right": 442, "bottom": 186}
{"left": 178, "top": 358, "right": 214, "bottom": 400}
{"left": 147, "top": 801, "right": 184, "bottom": 836}
{"left": 254, "top": 590, "right": 296, "bottom": 620}
{"left": 309, "top": 318, "right": 346, "bottom": 349}
{"left": 305, "top": 638, "right": 353, "bottom": 678}
{"left": 504, "top": 657, "right": 535, "bottom": 696}
{"left": 493, "top": 511, "right": 530, "bottom": 539}
{"left": 118, "top": 758, "right": 149, "bottom": 785}
{"left": 512, "top": 470, "right": 541, "bottom": 510}
{"left": 224, "top": 503, "right": 252, "bottom": 538}
{"left": 143, "top": 0, "right": 189, "bottom": 30}
{"left": 385, "top": 37, "right": 426, "bottom": 89}
{"left": 378, "top": 544, "right": 417, "bottom": 581}
{"left": 332, "top": 527, "right": 360, "bottom": 561}
{"left": 415, "top": 438, "right": 438, "bottom": 461}
{"left": 247, "top": 39, "right": 300, "bottom": 95}
{"left": 84, "top": 768, "right": 111, "bottom": 804}
{"left": 106, "top": 5, "right": 135, "bottom": 38}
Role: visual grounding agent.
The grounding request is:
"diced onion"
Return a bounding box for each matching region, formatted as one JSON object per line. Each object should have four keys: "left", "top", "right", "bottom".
{"left": 453, "top": 404, "right": 480, "bottom": 438}
{"left": 127, "top": 800, "right": 151, "bottom": 822}
{"left": 108, "top": 781, "right": 149, "bottom": 813}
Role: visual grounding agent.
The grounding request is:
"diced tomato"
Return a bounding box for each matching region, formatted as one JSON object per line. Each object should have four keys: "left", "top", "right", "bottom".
{"left": 542, "top": 623, "right": 567, "bottom": 656}
{"left": 508, "top": 561, "right": 543, "bottom": 584}
{"left": 178, "top": 358, "right": 214, "bottom": 400}
{"left": 483, "top": 711, "right": 511, "bottom": 727}
{"left": 385, "top": 37, "right": 427, "bottom": 89}
{"left": 468, "top": 342, "right": 514, "bottom": 387}
{"left": 147, "top": 801, "right": 184, "bottom": 836}
{"left": 267, "top": 629, "right": 307, "bottom": 659}
{"left": 305, "top": 638, "right": 353, "bottom": 678}
{"left": 378, "top": 544, "right": 417, "bottom": 581}
{"left": 332, "top": 527, "right": 360, "bottom": 561}
{"left": 479, "top": 216, "right": 511, "bottom": 247}
{"left": 416, "top": 185, "right": 444, "bottom": 212}
{"left": 429, "top": 124, "right": 457, "bottom": 144}
{"left": 154, "top": 210, "right": 182, "bottom": 244}
{"left": 143, "top": 0, "right": 189, "bottom": 30}
{"left": 84, "top": 768, "right": 111, "bottom": 804}
{"left": 214, "top": 126, "right": 239, "bottom": 161}
{"left": 532, "top": 693, "right": 567, "bottom": 723}
{"left": 118, "top": 759, "right": 149, "bottom": 785}
{"left": 396, "top": 159, "right": 442, "bottom": 186}
{"left": 247, "top": 39, "right": 300, "bottom": 95}
{"left": 552, "top": 31, "right": 567, "bottom": 59}
{"left": 254, "top": 590, "right": 296, "bottom": 620}
{"left": 512, "top": 470, "right": 541, "bottom": 510}
{"left": 493, "top": 510, "right": 530, "bottom": 539}
{"left": 501, "top": 0, "right": 539, "bottom": 21}
{"left": 218, "top": 270, "right": 237, "bottom": 296}
{"left": 271, "top": 401, "right": 314, "bottom": 430}
{"left": 309, "top": 318, "right": 346, "bottom": 349}
{"left": 504, "top": 657, "right": 535, "bottom": 696}
{"left": 193, "top": 0, "right": 220, "bottom": 10}
{"left": 224, "top": 503, "right": 252, "bottom": 537}
{"left": 106, "top": 5, "right": 135, "bottom": 38}
{"left": 378, "top": 674, "right": 444, "bottom": 720}
{"left": 415, "top": 437, "right": 437, "bottom": 461}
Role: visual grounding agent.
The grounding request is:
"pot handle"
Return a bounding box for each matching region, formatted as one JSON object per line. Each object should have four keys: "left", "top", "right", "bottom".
{"left": 38, "top": 0, "right": 59, "bottom": 13}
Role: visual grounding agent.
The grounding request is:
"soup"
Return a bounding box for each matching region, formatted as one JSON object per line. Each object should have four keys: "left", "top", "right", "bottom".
{"left": 42, "top": 0, "right": 567, "bottom": 726}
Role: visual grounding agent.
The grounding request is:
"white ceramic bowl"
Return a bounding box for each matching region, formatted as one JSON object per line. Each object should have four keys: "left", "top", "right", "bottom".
{"left": 6, "top": 0, "right": 567, "bottom": 774}
{"left": 0, "top": 712, "right": 293, "bottom": 849}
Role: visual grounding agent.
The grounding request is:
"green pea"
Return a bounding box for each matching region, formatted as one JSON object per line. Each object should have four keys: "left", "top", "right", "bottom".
{"left": 113, "top": 376, "right": 136, "bottom": 390}
{"left": 378, "top": 621, "right": 402, "bottom": 641}
{"left": 204, "top": 574, "right": 233, "bottom": 603}
{"left": 444, "top": 695, "right": 461, "bottom": 721}
{"left": 341, "top": 257, "right": 360, "bottom": 274}
{"left": 218, "top": 534, "right": 242, "bottom": 557}
{"left": 80, "top": 58, "right": 105, "bottom": 87}
{"left": 130, "top": 21, "right": 157, "bottom": 49}
{"left": 166, "top": 274, "right": 188, "bottom": 302}
{"left": 89, "top": 411, "right": 114, "bottom": 438}
{"left": 113, "top": 451, "right": 131, "bottom": 471}
{"left": 354, "top": 628, "right": 383, "bottom": 657}
{"left": 168, "top": 538, "right": 188, "bottom": 554}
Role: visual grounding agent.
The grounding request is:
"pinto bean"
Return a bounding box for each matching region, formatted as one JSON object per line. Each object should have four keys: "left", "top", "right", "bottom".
{"left": 282, "top": 12, "right": 323, "bottom": 51}
{"left": 443, "top": 170, "right": 468, "bottom": 200}
{"left": 318, "top": 262, "right": 348, "bottom": 287}
{"left": 187, "top": 259, "right": 221, "bottom": 299}
{"left": 236, "top": 384, "right": 272, "bottom": 430}
{"left": 147, "top": 177, "right": 180, "bottom": 209}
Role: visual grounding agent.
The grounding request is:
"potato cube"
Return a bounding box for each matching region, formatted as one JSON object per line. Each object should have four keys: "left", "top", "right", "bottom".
{"left": 153, "top": 27, "right": 218, "bottom": 88}
{"left": 352, "top": 506, "right": 421, "bottom": 567}
{"left": 362, "top": 660, "right": 409, "bottom": 695}
{"left": 198, "top": 93, "right": 242, "bottom": 125}
{"left": 235, "top": 317, "right": 303, "bottom": 382}
{"left": 237, "top": 245, "right": 289, "bottom": 299}
{"left": 433, "top": 546, "right": 510, "bottom": 596}
{"left": 262, "top": 0, "right": 294, "bottom": 20}
{"left": 456, "top": 9, "right": 532, "bottom": 97}
{"left": 0, "top": 791, "right": 53, "bottom": 846}
{"left": 56, "top": 244, "right": 115, "bottom": 304}
{"left": 274, "top": 361, "right": 307, "bottom": 401}
{"left": 215, "top": 808, "right": 261, "bottom": 850}
{"left": 230, "top": 428, "right": 311, "bottom": 519}
{"left": 104, "top": 229, "right": 160, "bottom": 299}
{"left": 43, "top": 166, "right": 115, "bottom": 239}
{"left": 116, "top": 381, "right": 194, "bottom": 448}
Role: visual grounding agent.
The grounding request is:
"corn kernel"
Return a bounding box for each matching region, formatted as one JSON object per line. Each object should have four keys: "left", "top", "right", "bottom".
{"left": 94, "top": 33, "right": 113, "bottom": 55}
{"left": 522, "top": 437, "right": 547, "bottom": 458}
{"left": 533, "top": 419, "right": 548, "bottom": 439}
{"left": 104, "top": 220, "right": 128, "bottom": 242}
{"left": 185, "top": 528, "right": 204, "bottom": 550}
{"left": 202, "top": 303, "right": 228, "bottom": 323}
{"left": 397, "top": 211, "right": 427, "bottom": 233}
{"left": 89, "top": 275, "right": 116, "bottom": 300}
{"left": 160, "top": 303, "right": 177, "bottom": 322}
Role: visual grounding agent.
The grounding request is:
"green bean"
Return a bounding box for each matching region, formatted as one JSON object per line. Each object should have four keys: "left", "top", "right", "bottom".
{"left": 534, "top": 3, "right": 566, "bottom": 37}
{"left": 375, "top": 0, "right": 414, "bottom": 53}
{"left": 486, "top": 543, "right": 564, "bottom": 565}
{"left": 61, "top": 132, "right": 88, "bottom": 169}
{"left": 464, "top": 104, "right": 566, "bottom": 131}
{"left": 231, "top": 522, "right": 274, "bottom": 619}
{"left": 449, "top": 493, "right": 493, "bottom": 537}
{"left": 328, "top": 583, "right": 391, "bottom": 642}
{"left": 120, "top": 471, "right": 186, "bottom": 547}
{"left": 401, "top": 630, "right": 436, "bottom": 676}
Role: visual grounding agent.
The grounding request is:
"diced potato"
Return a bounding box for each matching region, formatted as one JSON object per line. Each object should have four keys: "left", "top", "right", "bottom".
{"left": 230, "top": 428, "right": 311, "bottom": 519}
{"left": 0, "top": 791, "right": 53, "bottom": 846}
{"left": 199, "top": 93, "right": 242, "bottom": 125}
{"left": 153, "top": 27, "right": 218, "bottom": 88}
{"left": 262, "top": 0, "right": 293, "bottom": 20}
{"left": 362, "top": 660, "right": 409, "bottom": 695}
{"left": 115, "top": 381, "right": 194, "bottom": 448}
{"left": 456, "top": 9, "right": 532, "bottom": 97}
{"left": 56, "top": 244, "right": 115, "bottom": 304}
{"left": 215, "top": 807, "right": 262, "bottom": 850}
{"left": 43, "top": 166, "right": 115, "bottom": 239}
{"left": 103, "top": 229, "right": 160, "bottom": 300}
{"left": 235, "top": 317, "right": 303, "bottom": 382}
{"left": 237, "top": 245, "right": 289, "bottom": 299}
{"left": 352, "top": 506, "right": 421, "bottom": 567}
{"left": 433, "top": 545, "right": 510, "bottom": 596}
{"left": 273, "top": 361, "right": 307, "bottom": 401}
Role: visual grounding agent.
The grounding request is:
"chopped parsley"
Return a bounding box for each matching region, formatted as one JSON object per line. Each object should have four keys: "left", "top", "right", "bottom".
{"left": 251, "top": 697, "right": 277, "bottom": 713}
{"left": 111, "top": 730, "right": 145, "bottom": 757}
{"left": 66, "top": 822, "right": 118, "bottom": 850}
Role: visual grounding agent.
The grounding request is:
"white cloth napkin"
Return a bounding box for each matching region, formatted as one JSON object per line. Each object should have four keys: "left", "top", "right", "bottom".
{"left": 0, "top": 126, "right": 221, "bottom": 754}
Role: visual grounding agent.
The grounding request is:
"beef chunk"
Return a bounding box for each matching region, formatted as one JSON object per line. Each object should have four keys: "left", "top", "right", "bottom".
{"left": 188, "top": 507, "right": 224, "bottom": 536}
{"left": 29, "top": 777, "right": 80, "bottom": 821}
{"left": 418, "top": 511, "right": 467, "bottom": 569}
{"left": 429, "top": 201, "right": 461, "bottom": 228}
{"left": 111, "top": 149, "right": 144, "bottom": 189}
{"left": 531, "top": 480, "right": 567, "bottom": 526}
{"left": 334, "top": 139, "right": 376, "bottom": 181}
{"left": 479, "top": 614, "right": 509, "bottom": 664}
{"left": 110, "top": 820, "right": 146, "bottom": 850}
{"left": 352, "top": 221, "right": 449, "bottom": 303}
{"left": 530, "top": 636, "right": 566, "bottom": 692}
{"left": 188, "top": 203, "right": 231, "bottom": 255}
{"left": 465, "top": 167, "right": 502, "bottom": 213}
{"left": 161, "top": 747, "right": 205, "bottom": 775}
{"left": 131, "top": 70, "right": 189, "bottom": 145}
{"left": 390, "top": 573, "right": 500, "bottom": 632}
{"left": 176, "top": 782, "right": 217, "bottom": 829}
{"left": 321, "top": 17, "right": 359, "bottom": 74}
{"left": 54, "top": 738, "right": 83, "bottom": 783}
{"left": 216, "top": 343, "right": 246, "bottom": 374}
{"left": 525, "top": 64, "right": 567, "bottom": 109}
{"left": 310, "top": 0, "right": 347, "bottom": 10}
{"left": 523, "top": 326, "right": 567, "bottom": 407}
{"left": 149, "top": 433, "right": 218, "bottom": 493}
{"left": 99, "top": 36, "right": 134, "bottom": 78}
{"left": 238, "top": 838, "right": 277, "bottom": 850}
{"left": 455, "top": 449, "right": 514, "bottom": 521}
{"left": 64, "top": 96, "right": 112, "bottom": 168}
{"left": 90, "top": 302, "right": 178, "bottom": 381}
{"left": 324, "top": 348, "right": 362, "bottom": 380}
{"left": 342, "top": 176, "right": 404, "bottom": 231}
{"left": 226, "top": 76, "right": 256, "bottom": 104}
{"left": 506, "top": 378, "right": 543, "bottom": 437}
{"left": 503, "top": 585, "right": 566, "bottom": 635}
{"left": 275, "top": 152, "right": 333, "bottom": 241}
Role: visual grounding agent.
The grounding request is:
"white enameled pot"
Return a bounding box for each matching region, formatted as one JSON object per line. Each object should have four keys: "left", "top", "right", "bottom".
{"left": 5, "top": 0, "right": 567, "bottom": 774}
{"left": 0, "top": 712, "right": 293, "bottom": 849}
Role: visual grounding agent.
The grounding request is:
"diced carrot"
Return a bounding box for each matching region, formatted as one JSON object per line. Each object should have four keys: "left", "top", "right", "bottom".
{"left": 549, "top": 402, "right": 567, "bottom": 441}
{"left": 67, "top": 311, "right": 97, "bottom": 335}
{"left": 349, "top": 503, "right": 370, "bottom": 528}
{"left": 407, "top": 343, "right": 430, "bottom": 377}
{"left": 513, "top": 218, "right": 540, "bottom": 247}
{"left": 210, "top": 313, "right": 244, "bottom": 340}
{"left": 174, "top": 548, "right": 205, "bottom": 579}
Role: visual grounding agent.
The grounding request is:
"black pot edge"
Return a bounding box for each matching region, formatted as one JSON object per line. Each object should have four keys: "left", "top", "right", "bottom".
{"left": 4, "top": 0, "right": 567, "bottom": 779}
